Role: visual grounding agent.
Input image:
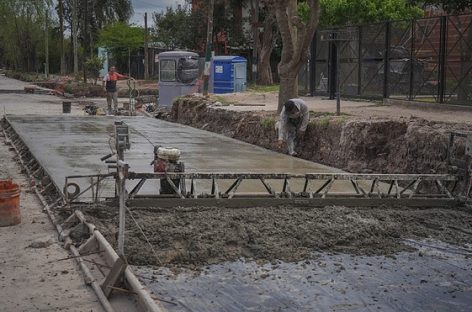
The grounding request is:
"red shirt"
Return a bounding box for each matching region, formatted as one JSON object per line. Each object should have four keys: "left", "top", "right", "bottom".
{"left": 104, "top": 72, "right": 125, "bottom": 81}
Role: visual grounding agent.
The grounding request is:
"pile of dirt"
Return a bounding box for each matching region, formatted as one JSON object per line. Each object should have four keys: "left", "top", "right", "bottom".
{"left": 84, "top": 204, "right": 472, "bottom": 269}
{"left": 168, "top": 96, "right": 472, "bottom": 174}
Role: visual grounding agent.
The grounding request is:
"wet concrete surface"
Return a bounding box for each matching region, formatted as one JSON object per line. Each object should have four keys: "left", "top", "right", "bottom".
{"left": 135, "top": 240, "right": 472, "bottom": 312}
{"left": 7, "top": 115, "right": 347, "bottom": 196}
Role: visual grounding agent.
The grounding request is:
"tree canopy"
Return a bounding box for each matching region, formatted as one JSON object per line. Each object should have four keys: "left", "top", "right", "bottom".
{"left": 320, "top": 0, "right": 424, "bottom": 27}
{"left": 61, "top": 0, "right": 133, "bottom": 55}
{"left": 0, "top": 0, "right": 50, "bottom": 72}
{"left": 98, "top": 22, "right": 144, "bottom": 51}
{"left": 152, "top": 5, "right": 204, "bottom": 50}
{"left": 98, "top": 22, "right": 144, "bottom": 74}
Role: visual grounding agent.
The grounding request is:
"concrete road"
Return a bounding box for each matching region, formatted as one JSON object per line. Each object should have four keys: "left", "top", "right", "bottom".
{"left": 0, "top": 75, "right": 99, "bottom": 116}
{"left": 7, "top": 115, "right": 348, "bottom": 198}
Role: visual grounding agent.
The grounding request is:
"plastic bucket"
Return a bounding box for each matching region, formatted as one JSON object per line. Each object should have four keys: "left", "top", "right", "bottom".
{"left": 63, "top": 101, "right": 71, "bottom": 113}
{"left": 0, "top": 180, "right": 21, "bottom": 227}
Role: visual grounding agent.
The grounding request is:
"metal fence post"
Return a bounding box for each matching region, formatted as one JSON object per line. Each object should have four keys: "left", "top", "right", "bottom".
{"left": 310, "top": 32, "right": 317, "bottom": 96}
{"left": 409, "top": 20, "right": 416, "bottom": 101}
{"left": 383, "top": 21, "right": 391, "bottom": 99}
{"left": 329, "top": 42, "right": 337, "bottom": 100}
{"left": 358, "top": 25, "right": 362, "bottom": 96}
{"left": 439, "top": 15, "right": 447, "bottom": 104}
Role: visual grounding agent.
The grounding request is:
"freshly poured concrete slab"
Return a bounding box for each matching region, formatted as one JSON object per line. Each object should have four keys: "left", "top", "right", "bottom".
{"left": 135, "top": 240, "right": 472, "bottom": 312}
{"left": 7, "top": 115, "right": 353, "bottom": 197}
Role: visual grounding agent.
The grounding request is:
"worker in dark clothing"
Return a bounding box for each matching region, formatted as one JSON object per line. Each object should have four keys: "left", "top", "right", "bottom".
{"left": 276, "top": 99, "right": 309, "bottom": 156}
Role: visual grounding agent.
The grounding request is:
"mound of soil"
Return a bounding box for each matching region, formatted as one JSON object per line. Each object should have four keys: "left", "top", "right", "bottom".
{"left": 85, "top": 204, "right": 472, "bottom": 269}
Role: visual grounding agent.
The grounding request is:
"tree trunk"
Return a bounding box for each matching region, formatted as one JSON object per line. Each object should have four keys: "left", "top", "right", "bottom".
{"left": 72, "top": 0, "right": 79, "bottom": 73}
{"left": 258, "top": 43, "right": 273, "bottom": 85}
{"left": 203, "top": 0, "right": 215, "bottom": 96}
{"left": 274, "top": 0, "right": 320, "bottom": 112}
{"left": 257, "top": 7, "right": 276, "bottom": 85}
{"left": 250, "top": 0, "right": 259, "bottom": 83}
{"left": 278, "top": 76, "right": 299, "bottom": 106}
{"left": 59, "top": 0, "right": 66, "bottom": 74}
{"left": 257, "top": 56, "right": 273, "bottom": 85}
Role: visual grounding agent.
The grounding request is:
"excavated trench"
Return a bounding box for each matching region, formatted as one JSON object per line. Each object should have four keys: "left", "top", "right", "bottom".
{"left": 167, "top": 96, "right": 472, "bottom": 175}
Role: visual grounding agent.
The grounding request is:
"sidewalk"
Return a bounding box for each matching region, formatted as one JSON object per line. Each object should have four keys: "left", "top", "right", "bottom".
{"left": 0, "top": 75, "right": 104, "bottom": 311}
{"left": 0, "top": 136, "right": 103, "bottom": 311}
{"left": 217, "top": 91, "right": 472, "bottom": 125}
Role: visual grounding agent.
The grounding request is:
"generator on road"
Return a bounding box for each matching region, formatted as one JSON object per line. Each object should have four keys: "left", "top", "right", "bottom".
{"left": 151, "top": 146, "right": 185, "bottom": 195}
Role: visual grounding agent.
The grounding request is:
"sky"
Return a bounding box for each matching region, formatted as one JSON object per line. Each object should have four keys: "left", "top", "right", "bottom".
{"left": 130, "top": 0, "right": 187, "bottom": 26}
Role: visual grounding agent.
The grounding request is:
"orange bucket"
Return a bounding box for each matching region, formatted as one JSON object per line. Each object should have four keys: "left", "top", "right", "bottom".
{"left": 0, "top": 180, "right": 21, "bottom": 227}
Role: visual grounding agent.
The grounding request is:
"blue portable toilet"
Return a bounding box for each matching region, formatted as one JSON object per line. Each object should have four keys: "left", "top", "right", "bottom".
{"left": 210, "top": 56, "right": 247, "bottom": 94}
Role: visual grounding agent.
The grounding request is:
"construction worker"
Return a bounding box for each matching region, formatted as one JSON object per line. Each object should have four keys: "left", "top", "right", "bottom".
{"left": 102, "top": 66, "right": 130, "bottom": 115}
{"left": 276, "top": 99, "right": 309, "bottom": 156}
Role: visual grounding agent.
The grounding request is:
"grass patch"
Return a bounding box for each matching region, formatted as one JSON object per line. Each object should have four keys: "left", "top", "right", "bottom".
{"left": 309, "top": 112, "right": 351, "bottom": 128}
{"left": 260, "top": 117, "right": 276, "bottom": 130}
{"left": 247, "top": 84, "right": 280, "bottom": 93}
{"left": 316, "top": 117, "right": 331, "bottom": 128}
{"left": 309, "top": 111, "right": 350, "bottom": 118}
{"left": 414, "top": 97, "right": 437, "bottom": 103}
{"left": 211, "top": 95, "right": 236, "bottom": 106}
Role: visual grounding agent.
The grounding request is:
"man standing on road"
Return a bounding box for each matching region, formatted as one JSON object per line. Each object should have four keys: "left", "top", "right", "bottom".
{"left": 102, "top": 66, "right": 129, "bottom": 115}
{"left": 277, "top": 98, "right": 309, "bottom": 156}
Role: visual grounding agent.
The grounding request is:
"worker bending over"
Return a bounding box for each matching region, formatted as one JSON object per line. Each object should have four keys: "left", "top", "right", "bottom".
{"left": 277, "top": 99, "right": 309, "bottom": 156}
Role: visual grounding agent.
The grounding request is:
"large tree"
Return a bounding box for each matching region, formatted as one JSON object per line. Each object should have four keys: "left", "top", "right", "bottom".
{"left": 250, "top": 0, "right": 278, "bottom": 85}
{"left": 60, "top": 0, "right": 133, "bottom": 63}
{"left": 152, "top": 5, "right": 205, "bottom": 50}
{"left": 272, "top": 0, "right": 321, "bottom": 112}
{"left": 98, "top": 22, "right": 144, "bottom": 75}
{"left": 321, "top": 0, "right": 424, "bottom": 27}
{"left": 0, "top": 0, "right": 50, "bottom": 72}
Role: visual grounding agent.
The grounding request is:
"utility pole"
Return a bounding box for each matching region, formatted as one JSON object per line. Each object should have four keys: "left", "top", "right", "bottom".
{"left": 89, "top": 0, "right": 95, "bottom": 56}
{"left": 72, "top": 0, "right": 79, "bottom": 74}
{"left": 44, "top": 5, "right": 49, "bottom": 78}
{"left": 203, "top": 0, "right": 215, "bottom": 96}
{"left": 59, "top": 0, "right": 66, "bottom": 74}
{"left": 144, "top": 12, "right": 149, "bottom": 80}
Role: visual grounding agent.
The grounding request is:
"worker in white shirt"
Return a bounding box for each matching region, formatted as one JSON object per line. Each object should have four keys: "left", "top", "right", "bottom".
{"left": 276, "top": 99, "right": 309, "bottom": 156}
